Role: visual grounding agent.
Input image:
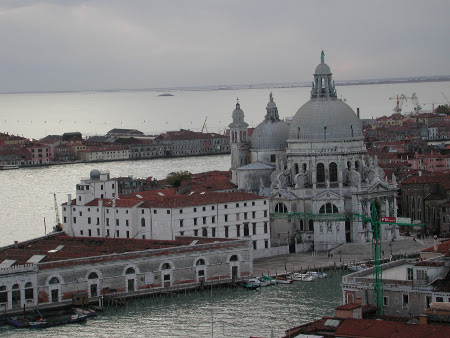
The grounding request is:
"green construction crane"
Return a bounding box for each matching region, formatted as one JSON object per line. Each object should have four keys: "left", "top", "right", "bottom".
{"left": 370, "top": 201, "right": 383, "bottom": 314}
{"left": 271, "top": 202, "right": 425, "bottom": 315}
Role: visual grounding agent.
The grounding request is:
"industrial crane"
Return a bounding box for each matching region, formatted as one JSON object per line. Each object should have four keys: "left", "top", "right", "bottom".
{"left": 201, "top": 116, "right": 208, "bottom": 133}
{"left": 272, "top": 201, "right": 424, "bottom": 314}
{"left": 389, "top": 94, "right": 407, "bottom": 114}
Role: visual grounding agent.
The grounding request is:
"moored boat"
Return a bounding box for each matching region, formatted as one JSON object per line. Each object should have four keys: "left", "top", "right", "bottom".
{"left": 0, "top": 165, "right": 19, "bottom": 170}
{"left": 274, "top": 276, "right": 293, "bottom": 284}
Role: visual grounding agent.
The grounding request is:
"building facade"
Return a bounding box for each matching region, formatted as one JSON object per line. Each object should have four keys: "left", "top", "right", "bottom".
{"left": 230, "top": 53, "right": 398, "bottom": 251}
{"left": 62, "top": 170, "right": 272, "bottom": 257}
{"left": 0, "top": 234, "right": 251, "bottom": 312}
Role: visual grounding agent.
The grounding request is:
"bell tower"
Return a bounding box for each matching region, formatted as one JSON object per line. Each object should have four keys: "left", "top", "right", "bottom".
{"left": 229, "top": 99, "right": 250, "bottom": 182}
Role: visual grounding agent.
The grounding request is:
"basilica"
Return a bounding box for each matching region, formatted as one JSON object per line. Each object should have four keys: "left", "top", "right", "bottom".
{"left": 229, "top": 53, "right": 399, "bottom": 251}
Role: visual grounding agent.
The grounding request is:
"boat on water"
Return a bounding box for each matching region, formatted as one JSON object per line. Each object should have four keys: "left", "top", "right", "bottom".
{"left": 259, "top": 276, "right": 278, "bottom": 285}
{"left": 7, "top": 308, "right": 95, "bottom": 328}
{"left": 0, "top": 164, "right": 19, "bottom": 170}
{"left": 305, "top": 271, "right": 327, "bottom": 279}
{"left": 239, "top": 280, "right": 260, "bottom": 290}
{"left": 287, "top": 273, "right": 315, "bottom": 282}
{"left": 274, "top": 276, "right": 293, "bottom": 284}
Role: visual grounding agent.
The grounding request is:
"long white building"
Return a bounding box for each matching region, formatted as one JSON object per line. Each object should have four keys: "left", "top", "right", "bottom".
{"left": 62, "top": 170, "right": 272, "bottom": 257}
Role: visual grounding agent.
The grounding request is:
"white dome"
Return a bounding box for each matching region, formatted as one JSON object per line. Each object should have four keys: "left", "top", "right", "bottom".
{"left": 288, "top": 98, "right": 363, "bottom": 141}
{"left": 251, "top": 120, "right": 289, "bottom": 150}
{"left": 315, "top": 62, "right": 331, "bottom": 75}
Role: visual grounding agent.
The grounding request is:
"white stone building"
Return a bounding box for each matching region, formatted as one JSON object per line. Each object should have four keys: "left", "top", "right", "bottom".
{"left": 229, "top": 53, "right": 399, "bottom": 251}
{"left": 62, "top": 170, "right": 272, "bottom": 258}
{"left": 0, "top": 233, "right": 251, "bottom": 313}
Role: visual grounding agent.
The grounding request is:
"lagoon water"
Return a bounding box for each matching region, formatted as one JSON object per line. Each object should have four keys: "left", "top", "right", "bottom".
{"left": 0, "top": 82, "right": 449, "bottom": 336}
{"left": 1, "top": 81, "right": 449, "bottom": 140}
{"left": 0, "top": 271, "right": 346, "bottom": 337}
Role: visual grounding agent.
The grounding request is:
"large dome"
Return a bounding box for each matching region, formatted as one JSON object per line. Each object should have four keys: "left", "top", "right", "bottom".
{"left": 288, "top": 98, "right": 363, "bottom": 141}
{"left": 251, "top": 120, "right": 289, "bottom": 150}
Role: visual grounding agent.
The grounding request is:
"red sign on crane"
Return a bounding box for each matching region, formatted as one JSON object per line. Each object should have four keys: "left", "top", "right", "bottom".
{"left": 380, "top": 216, "right": 396, "bottom": 223}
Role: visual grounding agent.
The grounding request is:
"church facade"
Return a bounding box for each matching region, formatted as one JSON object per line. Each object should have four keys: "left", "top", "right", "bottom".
{"left": 229, "top": 53, "right": 399, "bottom": 251}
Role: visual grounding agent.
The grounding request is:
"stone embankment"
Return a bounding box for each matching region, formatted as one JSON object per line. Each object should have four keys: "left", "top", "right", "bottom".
{"left": 253, "top": 237, "right": 435, "bottom": 276}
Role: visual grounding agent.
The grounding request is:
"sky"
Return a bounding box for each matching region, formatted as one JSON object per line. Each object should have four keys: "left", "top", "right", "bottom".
{"left": 0, "top": 0, "right": 449, "bottom": 93}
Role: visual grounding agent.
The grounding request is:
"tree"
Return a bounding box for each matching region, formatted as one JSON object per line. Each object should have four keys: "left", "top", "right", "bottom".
{"left": 434, "top": 104, "right": 450, "bottom": 115}
{"left": 165, "top": 171, "right": 192, "bottom": 187}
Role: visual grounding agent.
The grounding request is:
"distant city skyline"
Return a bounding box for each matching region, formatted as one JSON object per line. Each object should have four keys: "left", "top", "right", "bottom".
{"left": 0, "top": 1, "right": 449, "bottom": 93}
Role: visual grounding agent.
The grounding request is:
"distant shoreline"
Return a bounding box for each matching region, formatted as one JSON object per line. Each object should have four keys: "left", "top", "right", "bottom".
{"left": 1, "top": 76, "right": 449, "bottom": 96}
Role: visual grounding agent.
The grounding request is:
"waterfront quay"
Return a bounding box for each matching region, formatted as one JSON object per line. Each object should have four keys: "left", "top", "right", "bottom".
{"left": 253, "top": 237, "right": 435, "bottom": 276}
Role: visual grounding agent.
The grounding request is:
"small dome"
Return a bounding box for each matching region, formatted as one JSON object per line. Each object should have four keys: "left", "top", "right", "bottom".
{"left": 90, "top": 169, "right": 100, "bottom": 180}
{"left": 315, "top": 62, "right": 331, "bottom": 75}
{"left": 251, "top": 120, "right": 289, "bottom": 150}
{"left": 232, "top": 102, "right": 244, "bottom": 120}
{"left": 288, "top": 98, "right": 363, "bottom": 141}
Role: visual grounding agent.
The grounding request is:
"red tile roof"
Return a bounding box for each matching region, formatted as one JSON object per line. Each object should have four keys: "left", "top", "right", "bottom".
{"left": 335, "top": 318, "right": 450, "bottom": 337}
{"left": 422, "top": 239, "right": 450, "bottom": 255}
{"left": 0, "top": 233, "right": 234, "bottom": 267}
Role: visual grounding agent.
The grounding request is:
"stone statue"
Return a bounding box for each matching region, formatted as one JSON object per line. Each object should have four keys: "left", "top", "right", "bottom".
{"left": 277, "top": 173, "right": 287, "bottom": 189}
{"left": 392, "top": 173, "right": 397, "bottom": 185}
{"left": 259, "top": 178, "right": 265, "bottom": 196}
{"left": 270, "top": 170, "right": 279, "bottom": 188}
{"left": 350, "top": 169, "right": 361, "bottom": 187}
{"left": 326, "top": 179, "right": 330, "bottom": 188}
{"left": 294, "top": 172, "right": 307, "bottom": 188}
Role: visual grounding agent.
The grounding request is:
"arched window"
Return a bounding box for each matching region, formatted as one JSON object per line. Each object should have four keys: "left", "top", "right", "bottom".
{"left": 308, "top": 219, "right": 314, "bottom": 231}
{"left": 12, "top": 284, "right": 20, "bottom": 305}
{"left": 126, "top": 267, "right": 136, "bottom": 275}
{"left": 319, "top": 203, "right": 339, "bottom": 214}
{"left": 49, "top": 277, "right": 60, "bottom": 285}
{"left": 275, "top": 203, "right": 288, "bottom": 213}
{"left": 230, "top": 255, "right": 239, "bottom": 262}
{"left": 302, "top": 163, "right": 307, "bottom": 172}
{"left": 347, "top": 161, "right": 351, "bottom": 170}
{"left": 196, "top": 259, "right": 205, "bottom": 266}
{"left": 0, "top": 286, "right": 6, "bottom": 304}
{"left": 355, "top": 161, "right": 360, "bottom": 171}
{"left": 294, "top": 163, "right": 299, "bottom": 174}
{"left": 202, "top": 228, "right": 208, "bottom": 237}
{"left": 141, "top": 218, "right": 145, "bottom": 227}
{"left": 329, "top": 162, "right": 338, "bottom": 182}
{"left": 162, "top": 263, "right": 172, "bottom": 270}
{"left": 88, "top": 272, "right": 98, "bottom": 279}
{"left": 25, "top": 282, "right": 33, "bottom": 300}
{"left": 317, "top": 163, "right": 325, "bottom": 183}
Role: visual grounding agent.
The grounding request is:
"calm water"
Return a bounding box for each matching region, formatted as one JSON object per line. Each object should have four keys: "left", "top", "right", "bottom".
{"left": 0, "top": 155, "right": 230, "bottom": 247}
{"left": 0, "top": 82, "right": 449, "bottom": 139}
{"left": 0, "top": 271, "right": 345, "bottom": 337}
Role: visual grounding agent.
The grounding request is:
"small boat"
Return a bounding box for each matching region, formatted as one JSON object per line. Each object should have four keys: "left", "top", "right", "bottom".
{"left": 287, "top": 273, "right": 315, "bottom": 282}
{"left": 255, "top": 277, "right": 271, "bottom": 287}
{"left": 239, "top": 281, "right": 260, "bottom": 290}
{"left": 305, "top": 271, "right": 327, "bottom": 279}
{"left": 260, "top": 276, "right": 278, "bottom": 285}
{"left": 29, "top": 313, "right": 88, "bottom": 328}
{"left": 0, "top": 165, "right": 19, "bottom": 170}
{"left": 274, "top": 276, "right": 293, "bottom": 284}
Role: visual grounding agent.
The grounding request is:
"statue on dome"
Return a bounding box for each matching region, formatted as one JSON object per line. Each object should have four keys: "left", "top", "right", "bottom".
{"left": 321, "top": 50, "right": 325, "bottom": 63}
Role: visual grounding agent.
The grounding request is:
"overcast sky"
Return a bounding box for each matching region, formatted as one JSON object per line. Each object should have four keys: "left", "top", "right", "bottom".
{"left": 0, "top": 0, "right": 449, "bottom": 93}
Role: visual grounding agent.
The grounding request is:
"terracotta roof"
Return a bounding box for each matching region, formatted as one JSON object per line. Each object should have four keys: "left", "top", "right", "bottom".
{"left": 335, "top": 318, "right": 450, "bottom": 337}
{"left": 422, "top": 240, "right": 450, "bottom": 254}
{"left": 336, "top": 303, "right": 361, "bottom": 310}
{"left": 0, "top": 233, "right": 233, "bottom": 267}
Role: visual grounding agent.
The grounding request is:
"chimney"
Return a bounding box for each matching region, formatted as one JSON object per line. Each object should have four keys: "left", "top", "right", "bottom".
{"left": 357, "top": 108, "right": 360, "bottom": 119}
{"left": 14, "top": 241, "right": 18, "bottom": 249}
{"left": 67, "top": 194, "right": 72, "bottom": 205}
{"left": 433, "top": 235, "right": 438, "bottom": 252}
{"left": 419, "top": 314, "right": 428, "bottom": 325}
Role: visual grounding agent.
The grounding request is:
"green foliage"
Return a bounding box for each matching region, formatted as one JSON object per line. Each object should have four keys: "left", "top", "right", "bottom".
{"left": 165, "top": 171, "right": 192, "bottom": 187}
{"left": 434, "top": 104, "right": 450, "bottom": 115}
